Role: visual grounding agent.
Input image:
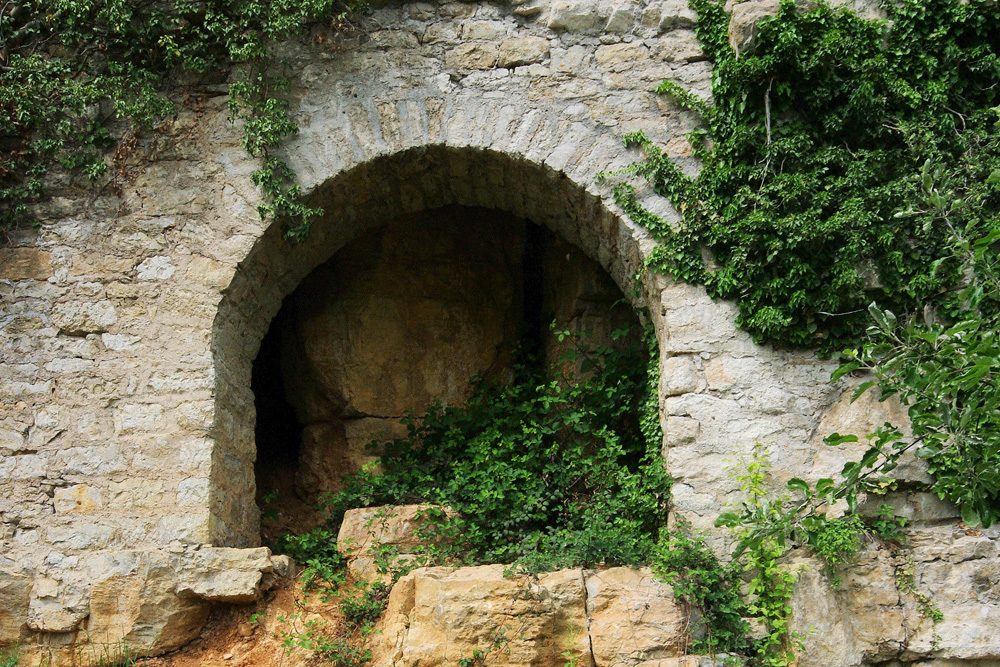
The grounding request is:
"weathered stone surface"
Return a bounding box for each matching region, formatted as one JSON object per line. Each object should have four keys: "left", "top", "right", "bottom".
{"left": 281, "top": 210, "right": 524, "bottom": 423}
{"left": 446, "top": 42, "right": 500, "bottom": 70}
{"left": 0, "top": 247, "right": 53, "bottom": 280}
{"left": 372, "top": 565, "right": 593, "bottom": 667}
{"left": 174, "top": 547, "right": 272, "bottom": 603}
{"left": 547, "top": 0, "right": 600, "bottom": 32}
{"left": 0, "top": 571, "right": 31, "bottom": 642}
{"left": 658, "top": 0, "right": 698, "bottom": 30}
{"left": 2, "top": 0, "right": 998, "bottom": 663}
{"left": 371, "top": 564, "right": 692, "bottom": 667}
{"left": 53, "top": 484, "right": 104, "bottom": 514}
{"left": 294, "top": 418, "right": 405, "bottom": 498}
{"left": 499, "top": 37, "right": 550, "bottom": 68}
{"left": 51, "top": 300, "right": 117, "bottom": 335}
{"left": 586, "top": 567, "right": 688, "bottom": 666}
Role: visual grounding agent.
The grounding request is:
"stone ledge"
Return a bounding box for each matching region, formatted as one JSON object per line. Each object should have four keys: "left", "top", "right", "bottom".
{"left": 1, "top": 546, "right": 294, "bottom": 665}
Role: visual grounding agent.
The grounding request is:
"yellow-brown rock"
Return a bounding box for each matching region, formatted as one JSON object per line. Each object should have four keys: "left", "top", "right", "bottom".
{"left": 371, "top": 565, "right": 593, "bottom": 667}
{"left": 368, "top": 562, "right": 692, "bottom": 667}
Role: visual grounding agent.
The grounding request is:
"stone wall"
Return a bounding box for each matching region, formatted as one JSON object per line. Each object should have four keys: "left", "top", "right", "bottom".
{"left": 1, "top": 0, "right": 998, "bottom": 664}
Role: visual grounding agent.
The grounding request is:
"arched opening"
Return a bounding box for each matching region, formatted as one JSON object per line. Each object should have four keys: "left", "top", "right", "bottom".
{"left": 251, "top": 205, "right": 641, "bottom": 542}
{"left": 210, "top": 146, "right": 658, "bottom": 548}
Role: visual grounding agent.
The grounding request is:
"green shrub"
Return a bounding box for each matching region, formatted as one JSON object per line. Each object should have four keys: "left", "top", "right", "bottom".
{"left": 319, "top": 325, "right": 669, "bottom": 571}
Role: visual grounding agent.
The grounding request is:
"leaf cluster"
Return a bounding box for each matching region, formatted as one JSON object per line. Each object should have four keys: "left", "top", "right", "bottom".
{"left": 618, "top": 0, "right": 1000, "bottom": 352}
{"left": 316, "top": 326, "right": 670, "bottom": 572}
{"left": 0, "top": 0, "right": 364, "bottom": 233}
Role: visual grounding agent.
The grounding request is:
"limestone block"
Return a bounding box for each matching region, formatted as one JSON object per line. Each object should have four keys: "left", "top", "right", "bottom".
{"left": 53, "top": 484, "right": 104, "bottom": 513}
{"left": 86, "top": 550, "right": 210, "bottom": 653}
{"left": 0, "top": 247, "right": 53, "bottom": 280}
{"left": 461, "top": 20, "right": 507, "bottom": 41}
{"left": 54, "top": 445, "right": 126, "bottom": 476}
{"left": 661, "top": 356, "right": 702, "bottom": 396}
{"left": 605, "top": 5, "right": 634, "bottom": 32}
{"left": 185, "top": 254, "right": 232, "bottom": 289}
{"left": 174, "top": 547, "right": 272, "bottom": 604}
{"left": 547, "top": 0, "right": 601, "bottom": 33}
{"left": 585, "top": 567, "right": 688, "bottom": 666}
{"left": 664, "top": 416, "right": 700, "bottom": 447}
{"left": 653, "top": 29, "right": 705, "bottom": 63}
{"left": 658, "top": 0, "right": 698, "bottom": 30}
{"left": 135, "top": 256, "right": 176, "bottom": 281}
{"left": 446, "top": 42, "right": 500, "bottom": 71}
{"left": 27, "top": 577, "right": 90, "bottom": 633}
{"left": 499, "top": 37, "right": 550, "bottom": 68}
{"left": 371, "top": 565, "right": 592, "bottom": 667}
{"left": 595, "top": 43, "right": 650, "bottom": 70}
{"left": 0, "top": 571, "right": 31, "bottom": 642}
{"left": 51, "top": 300, "right": 117, "bottom": 335}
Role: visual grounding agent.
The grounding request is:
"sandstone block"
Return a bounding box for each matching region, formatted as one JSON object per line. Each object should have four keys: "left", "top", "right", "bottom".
{"left": 658, "top": 0, "right": 698, "bottom": 30}
{"left": 595, "top": 43, "right": 650, "bottom": 71}
{"left": 0, "top": 247, "right": 53, "bottom": 280}
{"left": 135, "top": 255, "right": 176, "bottom": 281}
{"left": 605, "top": 6, "right": 634, "bottom": 32}
{"left": 53, "top": 484, "right": 104, "bottom": 513}
{"left": 661, "top": 355, "right": 702, "bottom": 396}
{"left": 585, "top": 567, "right": 688, "bottom": 665}
{"left": 0, "top": 572, "right": 31, "bottom": 642}
{"left": 446, "top": 42, "right": 500, "bottom": 71}
{"left": 371, "top": 565, "right": 592, "bottom": 667}
{"left": 281, "top": 213, "right": 523, "bottom": 423}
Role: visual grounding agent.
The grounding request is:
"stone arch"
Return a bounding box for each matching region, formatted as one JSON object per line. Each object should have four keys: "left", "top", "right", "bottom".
{"left": 209, "top": 144, "right": 661, "bottom": 547}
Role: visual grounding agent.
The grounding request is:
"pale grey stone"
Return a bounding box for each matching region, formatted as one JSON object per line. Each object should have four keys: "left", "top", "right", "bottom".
{"left": 547, "top": 0, "right": 601, "bottom": 33}
{"left": 51, "top": 300, "right": 117, "bottom": 335}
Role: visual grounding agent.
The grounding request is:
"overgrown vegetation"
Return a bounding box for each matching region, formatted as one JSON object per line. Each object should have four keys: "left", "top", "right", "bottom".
{"left": 316, "top": 324, "right": 670, "bottom": 572}
{"left": 0, "top": 644, "right": 19, "bottom": 667}
{"left": 617, "top": 0, "right": 999, "bottom": 351}
{"left": 0, "top": 0, "right": 364, "bottom": 237}
{"left": 617, "top": 0, "right": 1000, "bottom": 532}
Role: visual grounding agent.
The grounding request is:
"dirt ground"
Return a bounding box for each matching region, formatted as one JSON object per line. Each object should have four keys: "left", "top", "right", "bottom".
{"left": 140, "top": 572, "right": 368, "bottom": 667}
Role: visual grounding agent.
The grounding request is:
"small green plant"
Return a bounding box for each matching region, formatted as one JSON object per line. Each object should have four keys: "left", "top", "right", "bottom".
{"left": 870, "top": 504, "right": 907, "bottom": 542}
{"left": 275, "top": 613, "right": 371, "bottom": 667}
{"left": 302, "top": 324, "right": 669, "bottom": 573}
{"left": 1, "top": 644, "right": 20, "bottom": 667}
{"left": 80, "top": 640, "right": 140, "bottom": 667}
{"left": 812, "top": 514, "right": 866, "bottom": 588}
{"left": 653, "top": 526, "right": 754, "bottom": 656}
{"left": 339, "top": 581, "right": 390, "bottom": 630}
{"left": 894, "top": 557, "right": 944, "bottom": 625}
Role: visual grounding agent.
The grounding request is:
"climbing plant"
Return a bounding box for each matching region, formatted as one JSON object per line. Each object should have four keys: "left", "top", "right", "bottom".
{"left": 616, "top": 0, "right": 1000, "bottom": 527}
{"left": 615, "top": 0, "right": 1000, "bottom": 352}
{"left": 0, "top": 0, "right": 364, "bottom": 238}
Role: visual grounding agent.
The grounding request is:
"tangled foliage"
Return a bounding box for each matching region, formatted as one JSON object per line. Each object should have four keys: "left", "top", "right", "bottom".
{"left": 0, "top": 0, "right": 364, "bottom": 236}
{"left": 617, "top": 0, "right": 1000, "bottom": 351}
{"left": 321, "top": 326, "right": 670, "bottom": 571}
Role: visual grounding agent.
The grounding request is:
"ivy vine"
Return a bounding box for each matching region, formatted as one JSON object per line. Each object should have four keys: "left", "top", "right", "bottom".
{"left": 616, "top": 0, "right": 1000, "bottom": 352}
{"left": 0, "top": 0, "right": 364, "bottom": 238}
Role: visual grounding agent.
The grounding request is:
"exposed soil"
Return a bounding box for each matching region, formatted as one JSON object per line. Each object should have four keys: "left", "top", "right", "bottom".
{"left": 140, "top": 573, "right": 365, "bottom": 667}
